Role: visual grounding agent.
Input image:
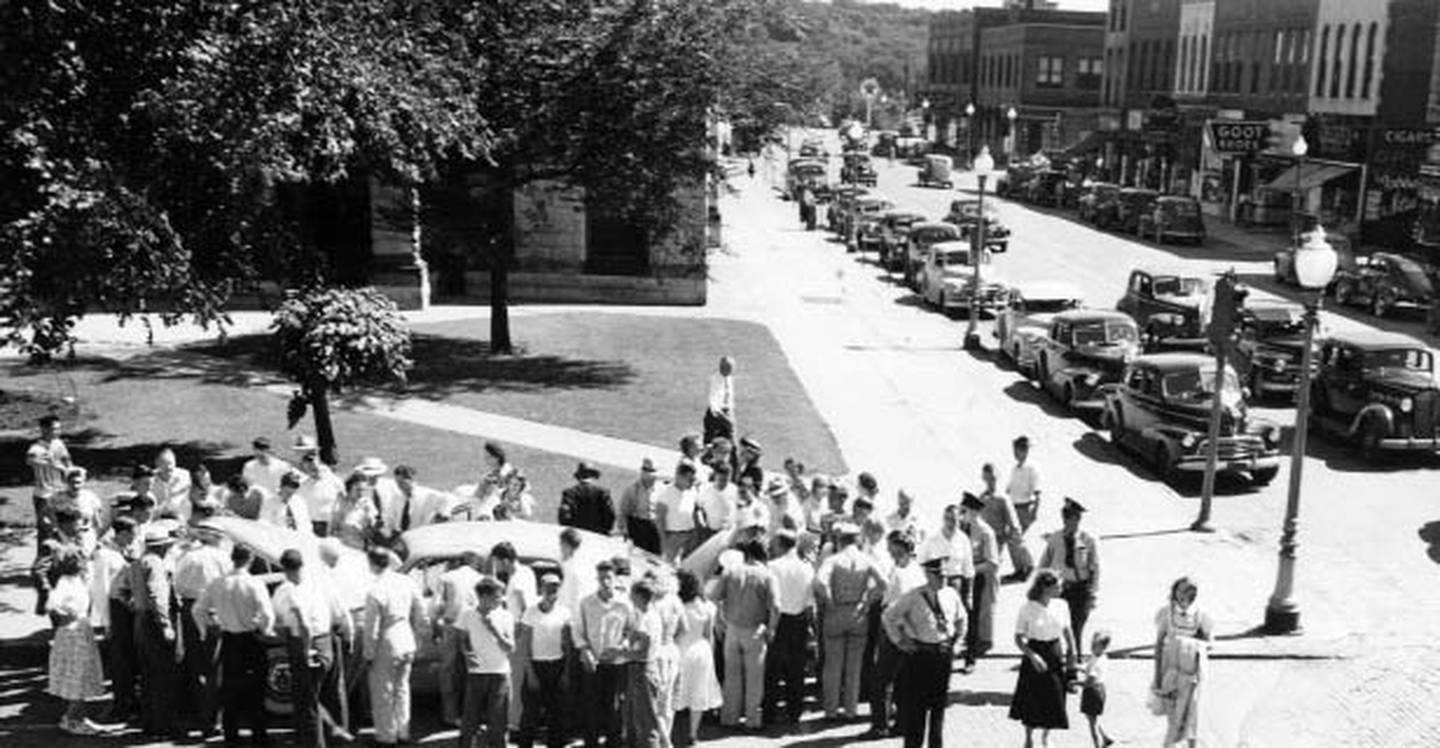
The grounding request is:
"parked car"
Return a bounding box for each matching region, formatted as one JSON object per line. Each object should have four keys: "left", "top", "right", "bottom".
{"left": 996, "top": 281, "right": 1085, "bottom": 375}
{"left": 903, "top": 222, "right": 962, "bottom": 287}
{"left": 1086, "top": 183, "right": 1124, "bottom": 227}
{"left": 1230, "top": 300, "right": 1317, "bottom": 402}
{"left": 996, "top": 165, "right": 1036, "bottom": 199}
{"left": 917, "top": 154, "right": 954, "bottom": 188}
{"left": 849, "top": 195, "right": 897, "bottom": 251}
{"left": 397, "top": 520, "right": 668, "bottom": 695}
{"left": 798, "top": 140, "right": 827, "bottom": 159}
{"left": 1309, "top": 332, "right": 1440, "bottom": 457}
{"left": 1116, "top": 268, "right": 1211, "bottom": 350}
{"left": 784, "top": 158, "right": 828, "bottom": 200}
{"left": 1331, "top": 252, "right": 1436, "bottom": 318}
{"left": 1137, "top": 195, "right": 1206, "bottom": 244}
{"left": 826, "top": 185, "right": 870, "bottom": 233}
{"left": 1025, "top": 170, "right": 1068, "bottom": 207}
{"left": 1100, "top": 353, "right": 1283, "bottom": 485}
{"left": 916, "top": 240, "right": 1007, "bottom": 315}
{"left": 841, "top": 151, "right": 878, "bottom": 186}
{"left": 1030, "top": 310, "right": 1142, "bottom": 410}
{"left": 194, "top": 516, "right": 373, "bottom": 717}
{"left": 876, "top": 209, "right": 929, "bottom": 270}
{"left": 1272, "top": 230, "right": 1357, "bottom": 292}
{"left": 1115, "top": 188, "right": 1160, "bottom": 234}
{"left": 943, "top": 198, "right": 1011, "bottom": 252}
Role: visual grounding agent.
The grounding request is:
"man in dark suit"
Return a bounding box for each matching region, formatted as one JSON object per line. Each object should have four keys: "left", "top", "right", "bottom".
{"left": 558, "top": 462, "right": 615, "bottom": 536}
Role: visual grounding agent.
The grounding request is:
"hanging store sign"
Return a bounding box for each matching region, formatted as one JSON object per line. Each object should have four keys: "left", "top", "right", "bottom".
{"left": 1207, "top": 121, "right": 1269, "bottom": 153}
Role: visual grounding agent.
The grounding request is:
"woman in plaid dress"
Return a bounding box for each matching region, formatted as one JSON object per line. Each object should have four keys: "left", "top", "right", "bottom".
{"left": 46, "top": 550, "right": 107, "bottom": 735}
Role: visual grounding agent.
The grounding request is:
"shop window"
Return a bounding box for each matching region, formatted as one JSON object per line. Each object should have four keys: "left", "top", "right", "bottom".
{"left": 1345, "top": 23, "right": 1361, "bottom": 99}
{"left": 1036, "top": 56, "right": 1063, "bottom": 88}
{"left": 1362, "top": 22, "right": 1377, "bottom": 99}
{"left": 1316, "top": 26, "right": 1329, "bottom": 98}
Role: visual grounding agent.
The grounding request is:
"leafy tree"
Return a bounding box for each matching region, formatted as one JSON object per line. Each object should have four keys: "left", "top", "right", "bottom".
{"left": 272, "top": 286, "right": 412, "bottom": 465}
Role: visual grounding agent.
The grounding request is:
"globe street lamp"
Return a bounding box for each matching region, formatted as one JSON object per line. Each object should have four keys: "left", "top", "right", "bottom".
{"left": 964, "top": 146, "right": 997, "bottom": 350}
{"left": 965, "top": 102, "right": 976, "bottom": 168}
{"left": 922, "top": 98, "right": 931, "bottom": 144}
{"left": 1263, "top": 229, "right": 1338, "bottom": 635}
{"left": 1291, "top": 133, "right": 1309, "bottom": 242}
{"left": 1006, "top": 106, "right": 1019, "bottom": 164}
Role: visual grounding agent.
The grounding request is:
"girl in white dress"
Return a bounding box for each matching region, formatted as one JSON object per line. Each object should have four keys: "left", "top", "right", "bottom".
{"left": 1152, "top": 577, "right": 1212, "bottom": 748}
{"left": 46, "top": 550, "right": 106, "bottom": 735}
{"left": 672, "top": 570, "right": 722, "bottom": 745}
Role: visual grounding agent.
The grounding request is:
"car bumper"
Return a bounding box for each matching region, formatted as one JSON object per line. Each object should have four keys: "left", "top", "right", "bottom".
{"left": 1253, "top": 369, "right": 1307, "bottom": 393}
{"left": 1376, "top": 435, "right": 1440, "bottom": 452}
{"left": 1176, "top": 454, "right": 1282, "bottom": 472}
{"left": 943, "top": 293, "right": 1007, "bottom": 311}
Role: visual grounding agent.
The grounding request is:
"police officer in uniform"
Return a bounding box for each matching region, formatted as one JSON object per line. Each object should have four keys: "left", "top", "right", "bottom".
{"left": 1038, "top": 498, "right": 1100, "bottom": 652}
{"left": 882, "top": 548, "right": 965, "bottom": 748}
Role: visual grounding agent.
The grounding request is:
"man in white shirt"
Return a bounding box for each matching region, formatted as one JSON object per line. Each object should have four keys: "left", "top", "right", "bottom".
{"left": 363, "top": 547, "right": 426, "bottom": 746}
{"left": 172, "top": 523, "right": 228, "bottom": 732}
{"left": 654, "top": 463, "right": 700, "bottom": 563}
{"left": 194, "top": 545, "right": 276, "bottom": 745}
{"left": 389, "top": 465, "right": 453, "bottom": 539}
{"left": 556, "top": 529, "right": 593, "bottom": 624}
{"left": 884, "top": 488, "right": 924, "bottom": 542}
{"left": 457, "top": 577, "right": 515, "bottom": 748}
{"left": 1007, "top": 435, "right": 1041, "bottom": 535}
{"left": 258, "top": 472, "right": 313, "bottom": 534}
{"left": 703, "top": 355, "right": 736, "bottom": 445}
{"left": 436, "top": 552, "right": 482, "bottom": 727}
{"left": 293, "top": 436, "right": 344, "bottom": 536}
{"left": 517, "top": 573, "right": 571, "bottom": 748}
{"left": 922, "top": 504, "right": 976, "bottom": 606}
{"left": 27, "top": 415, "right": 71, "bottom": 550}
{"left": 865, "top": 530, "right": 925, "bottom": 738}
{"left": 575, "top": 561, "right": 633, "bottom": 746}
{"left": 152, "top": 448, "right": 193, "bottom": 523}
{"left": 881, "top": 550, "right": 965, "bottom": 748}
{"left": 492, "top": 542, "right": 535, "bottom": 730}
{"left": 763, "top": 529, "right": 813, "bottom": 726}
{"left": 241, "top": 437, "right": 292, "bottom": 497}
{"left": 272, "top": 549, "right": 351, "bottom": 746}
{"left": 960, "top": 492, "right": 1001, "bottom": 672}
{"left": 695, "top": 463, "right": 737, "bottom": 544}
{"left": 765, "top": 477, "right": 807, "bottom": 541}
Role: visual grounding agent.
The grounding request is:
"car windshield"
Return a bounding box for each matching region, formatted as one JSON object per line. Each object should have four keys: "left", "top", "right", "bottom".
{"left": 1248, "top": 307, "right": 1305, "bottom": 336}
{"left": 914, "top": 227, "right": 959, "bottom": 242}
{"left": 1153, "top": 276, "right": 1205, "bottom": 297}
{"left": 1073, "top": 321, "right": 1138, "bottom": 346}
{"left": 1162, "top": 367, "right": 1241, "bottom": 402}
{"left": 938, "top": 250, "right": 972, "bottom": 266}
{"left": 1364, "top": 348, "right": 1434, "bottom": 373}
{"left": 1160, "top": 200, "right": 1200, "bottom": 216}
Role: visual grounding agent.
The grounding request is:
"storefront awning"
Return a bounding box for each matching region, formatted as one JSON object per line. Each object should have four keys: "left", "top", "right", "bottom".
{"left": 1264, "top": 162, "right": 1356, "bottom": 192}
{"left": 1065, "top": 130, "right": 1111, "bottom": 157}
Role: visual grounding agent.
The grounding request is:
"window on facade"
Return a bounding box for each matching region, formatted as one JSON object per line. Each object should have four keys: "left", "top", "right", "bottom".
{"left": 1330, "top": 23, "right": 1344, "bottom": 98}
{"left": 1163, "top": 39, "right": 1175, "bottom": 91}
{"left": 1177, "top": 36, "right": 1188, "bottom": 92}
{"left": 1345, "top": 23, "right": 1361, "bottom": 99}
{"left": 1361, "top": 22, "right": 1377, "bottom": 99}
{"left": 1037, "top": 56, "right": 1063, "bottom": 88}
{"left": 1316, "top": 26, "right": 1329, "bottom": 97}
{"left": 1077, "top": 57, "right": 1102, "bottom": 90}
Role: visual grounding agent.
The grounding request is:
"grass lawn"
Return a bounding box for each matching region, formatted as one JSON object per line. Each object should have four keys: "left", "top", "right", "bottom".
{"left": 1, "top": 312, "right": 845, "bottom": 527}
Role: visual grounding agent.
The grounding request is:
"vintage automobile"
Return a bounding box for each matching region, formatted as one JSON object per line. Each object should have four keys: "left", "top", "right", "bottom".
{"left": 943, "top": 198, "right": 1011, "bottom": 252}
{"left": 1229, "top": 300, "right": 1317, "bottom": 401}
{"left": 1114, "top": 188, "right": 1160, "bottom": 235}
{"left": 995, "top": 281, "right": 1085, "bottom": 374}
{"left": 826, "top": 185, "right": 870, "bottom": 233}
{"left": 903, "top": 222, "right": 962, "bottom": 287}
{"left": 193, "top": 516, "right": 373, "bottom": 716}
{"left": 798, "top": 139, "right": 828, "bottom": 159}
{"left": 397, "top": 520, "right": 668, "bottom": 695}
{"left": 1025, "top": 170, "right": 1068, "bottom": 207}
{"left": 1100, "top": 353, "right": 1283, "bottom": 485}
{"left": 784, "top": 158, "right": 828, "bottom": 200}
{"left": 840, "top": 150, "right": 878, "bottom": 186}
{"left": 1137, "top": 195, "right": 1206, "bottom": 244}
{"left": 917, "top": 154, "right": 954, "bottom": 188}
{"left": 1116, "top": 268, "right": 1211, "bottom": 350}
{"left": 1331, "top": 251, "right": 1436, "bottom": 318}
{"left": 995, "top": 164, "right": 1036, "bottom": 199}
{"left": 916, "top": 240, "right": 1008, "bottom": 315}
{"left": 1272, "top": 229, "right": 1357, "bottom": 292}
{"left": 848, "top": 194, "right": 897, "bottom": 251}
{"left": 1309, "top": 332, "right": 1440, "bottom": 457}
{"left": 1077, "top": 183, "right": 1117, "bottom": 223}
{"left": 876, "top": 208, "right": 929, "bottom": 269}
{"left": 1030, "top": 310, "right": 1142, "bottom": 410}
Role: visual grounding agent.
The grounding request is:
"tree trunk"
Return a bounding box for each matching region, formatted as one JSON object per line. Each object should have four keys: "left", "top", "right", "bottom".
{"left": 309, "top": 383, "right": 339, "bottom": 467}
{"left": 490, "top": 252, "right": 513, "bottom": 354}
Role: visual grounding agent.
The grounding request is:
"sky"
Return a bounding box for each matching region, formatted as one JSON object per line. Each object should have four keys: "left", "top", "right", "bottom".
{"left": 866, "top": 0, "right": 1109, "bottom": 11}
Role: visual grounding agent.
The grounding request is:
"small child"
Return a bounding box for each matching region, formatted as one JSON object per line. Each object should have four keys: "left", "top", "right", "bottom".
{"left": 1081, "top": 629, "right": 1115, "bottom": 748}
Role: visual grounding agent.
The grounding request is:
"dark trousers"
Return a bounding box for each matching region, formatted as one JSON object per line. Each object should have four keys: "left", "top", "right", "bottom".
{"left": 859, "top": 602, "right": 882, "bottom": 703}
{"left": 289, "top": 634, "right": 340, "bottom": 748}
{"left": 625, "top": 661, "right": 662, "bottom": 748}
{"left": 179, "top": 599, "right": 218, "bottom": 728}
{"left": 583, "top": 662, "right": 627, "bottom": 747}
{"left": 964, "top": 574, "right": 993, "bottom": 666}
{"left": 460, "top": 672, "right": 510, "bottom": 748}
{"left": 220, "top": 631, "right": 269, "bottom": 743}
{"left": 518, "top": 659, "right": 567, "bottom": 748}
{"left": 135, "top": 615, "right": 178, "bottom": 735}
{"left": 106, "top": 598, "right": 139, "bottom": 720}
{"left": 898, "top": 647, "right": 951, "bottom": 748}
{"left": 869, "top": 636, "right": 903, "bottom": 732}
{"left": 32, "top": 496, "right": 50, "bottom": 613}
{"left": 763, "top": 612, "right": 811, "bottom": 724}
{"left": 702, "top": 408, "right": 734, "bottom": 447}
{"left": 625, "top": 517, "right": 661, "bottom": 557}
{"left": 1061, "top": 580, "right": 1095, "bottom": 651}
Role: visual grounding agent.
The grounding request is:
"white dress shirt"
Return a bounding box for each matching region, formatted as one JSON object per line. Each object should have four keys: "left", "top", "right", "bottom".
{"left": 1007, "top": 462, "right": 1041, "bottom": 506}
{"left": 708, "top": 372, "right": 735, "bottom": 415}
{"left": 768, "top": 551, "right": 815, "bottom": 616}
{"left": 243, "top": 456, "right": 293, "bottom": 497}
{"left": 273, "top": 577, "right": 335, "bottom": 636}
{"left": 153, "top": 468, "right": 193, "bottom": 522}
{"left": 258, "top": 491, "right": 314, "bottom": 534}
{"left": 697, "top": 484, "right": 737, "bottom": 529}
{"left": 656, "top": 483, "right": 699, "bottom": 532}
{"left": 922, "top": 530, "right": 976, "bottom": 579}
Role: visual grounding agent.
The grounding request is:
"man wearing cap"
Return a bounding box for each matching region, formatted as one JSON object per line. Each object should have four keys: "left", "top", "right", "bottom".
{"left": 363, "top": 545, "right": 427, "bottom": 746}
{"left": 618, "top": 459, "right": 662, "bottom": 555}
{"left": 764, "top": 528, "right": 814, "bottom": 727}
{"left": 712, "top": 539, "right": 778, "bottom": 731}
{"left": 958, "top": 492, "right": 1000, "bottom": 672}
{"left": 294, "top": 435, "right": 345, "bottom": 536}
{"left": 655, "top": 462, "right": 701, "bottom": 563}
{"left": 560, "top": 462, "right": 616, "bottom": 537}
{"left": 882, "top": 548, "right": 965, "bottom": 748}
{"left": 865, "top": 530, "right": 926, "bottom": 739}
{"left": 171, "top": 525, "right": 229, "bottom": 734}
{"left": 243, "top": 437, "right": 293, "bottom": 497}
{"left": 765, "top": 476, "right": 807, "bottom": 541}
{"left": 152, "top": 448, "right": 193, "bottom": 522}
{"left": 518, "top": 572, "right": 571, "bottom": 748}
{"left": 704, "top": 356, "right": 737, "bottom": 446}
{"left": 814, "top": 522, "right": 886, "bottom": 721}
{"left": 27, "top": 414, "right": 72, "bottom": 552}
{"left": 273, "top": 548, "right": 352, "bottom": 747}
{"left": 575, "top": 559, "right": 633, "bottom": 747}
{"left": 122, "top": 525, "right": 181, "bottom": 738}
{"left": 259, "top": 471, "right": 314, "bottom": 533}
{"left": 736, "top": 436, "right": 765, "bottom": 491}
{"left": 194, "top": 544, "right": 275, "bottom": 746}
{"left": 1038, "top": 498, "right": 1100, "bottom": 649}
{"left": 921, "top": 505, "right": 976, "bottom": 619}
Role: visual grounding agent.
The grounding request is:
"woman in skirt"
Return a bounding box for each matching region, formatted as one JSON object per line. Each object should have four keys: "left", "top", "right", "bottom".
{"left": 46, "top": 549, "right": 107, "bottom": 735}
{"left": 1152, "top": 577, "right": 1212, "bottom": 748}
{"left": 1009, "top": 569, "right": 1075, "bottom": 748}
{"left": 671, "top": 570, "right": 722, "bottom": 746}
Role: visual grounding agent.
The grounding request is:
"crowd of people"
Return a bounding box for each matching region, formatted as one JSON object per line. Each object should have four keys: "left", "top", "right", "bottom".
{"left": 25, "top": 354, "right": 1214, "bottom": 748}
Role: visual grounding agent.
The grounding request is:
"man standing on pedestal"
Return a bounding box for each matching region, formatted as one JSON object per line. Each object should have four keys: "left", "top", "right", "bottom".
{"left": 703, "top": 357, "right": 736, "bottom": 446}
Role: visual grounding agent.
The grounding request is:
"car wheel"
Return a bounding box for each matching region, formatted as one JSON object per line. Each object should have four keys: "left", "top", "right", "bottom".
{"left": 1153, "top": 443, "right": 1178, "bottom": 484}
{"left": 264, "top": 643, "right": 295, "bottom": 716}
{"left": 1358, "top": 417, "right": 1386, "bottom": 461}
{"left": 1272, "top": 257, "right": 1284, "bottom": 282}
{"left": 1251, "top": 466, "right": 1279, "bottom": 486}
{"left": 1062, "top": 382, "right": 1078, "bottom": 409}
{"left": 936, "top": 291, "right": 945, "bottom": 311}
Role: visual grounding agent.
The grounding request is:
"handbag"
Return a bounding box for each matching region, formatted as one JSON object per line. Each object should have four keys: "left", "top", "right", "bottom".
{"left": 1146, "top": 689, "right": 1172, "bottom": 716}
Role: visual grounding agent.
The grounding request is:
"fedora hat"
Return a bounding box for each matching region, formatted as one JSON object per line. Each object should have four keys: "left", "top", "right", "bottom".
{"left": 292, "top": 435, "right": 320, "bottom": 453}
{"left": 574, "top": 462, "right": 601, "bottom": 480}
{"left": 354, "top": 456, "right": 389, "bottom": 477}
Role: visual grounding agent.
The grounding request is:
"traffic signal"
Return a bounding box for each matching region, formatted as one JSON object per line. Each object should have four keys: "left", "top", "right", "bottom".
{"left": 1265, "top": 120, "right": 1302, "bottom": 155}
{"left": 1208, "top": 270, "right": 1248, "bottom": 352}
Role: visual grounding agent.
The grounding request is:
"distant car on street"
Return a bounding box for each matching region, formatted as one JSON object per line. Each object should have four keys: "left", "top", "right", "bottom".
{"left": 943, "top": 198, "right": 1011, "bottom": 253}
{"left": 1115, "top": 188, "right": 1160, "bottom": 235}
{"left": 826, "top": 185, "right": 871, "bottom": 233}
{"left": 850, "top": 194, "right": 897, "bottom": 252}
{"left": 1137, "top": 195, "right": 1206, "bottom": 244}
{"left": 1230, "top": 300, "right": 1317, "bottom": 402}
{"left": 995, "top": 281, "right": 1085, "bottom": 375}
{"left": 1272, "top": 229, "right": 1357, "bottom": 292}
{"left": 1029, "top": 309, "right": 1142, "bottom": 411}
{"left": 1331, "top": 252, "right": 1436, "bottom": 319}
{"left": 876, "top": 209, "right": 929, "bottom": 270}
{"left": 1025, "top": 170, "right": 1068, "bottom": 207}
{"left": 1116, "top": 268, "right": 1211, "bottom": 350}
{"left": 903, "top": 222, "right": 962, "bottom": 287}
{"left": 1085, "top": 183, "right": 1124, "bottom": 228}
{"left": 1101, "top": 353, "right": 1283, "bottom": 485}
{"left": 784, "top": 158, "right": 828, "bottom": 200}
{"left": 1308, "top": 332, "right": 1440, "bottom": 458}
{"left": 916, "top": 240, "right": 1007, "bottom": 315}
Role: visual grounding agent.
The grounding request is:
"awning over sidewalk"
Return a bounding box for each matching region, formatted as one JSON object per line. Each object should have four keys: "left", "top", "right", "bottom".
{"left": 1264, "top": 162, "right": 1356, "bottom": 192}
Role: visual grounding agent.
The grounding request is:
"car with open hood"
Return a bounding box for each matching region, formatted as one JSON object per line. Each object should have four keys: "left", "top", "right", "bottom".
{"left": 943, "top": 198, "right": 1010, "bottom": 253}
{"left": 1100, "top": 353, "right": 1283, "bottom": 485}
{"left": 1030, "top": 309, "right": 1142, "bottom": 411}
{"left": 1331, "top": 252, "right": 1436, "bottom": 319}
{"left": 917, "top": 240, "right": 1008, "bottom": 315}
{"left": 1116, "top": 268, "right": 1211, "bottom": 351}
{"left": 996, "top": 281, "right": 1086, "bottom": 375}
{"left": 1230, "top": 300, "right": 1319, "bottom": 401}
{"left": 1309, "top": 332, "right": 1440, "bottom": 457}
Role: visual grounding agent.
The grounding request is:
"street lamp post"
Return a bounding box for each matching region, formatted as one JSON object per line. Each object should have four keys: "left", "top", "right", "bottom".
{"left": 965, "top": 102, "right": 976, "bottom": 168}
{"left": 922, "top": 98, "right": 931, "bottom": 144}
{"left": 965, "top": 146, "right": 996, "bottom": 350}
{"left": 1006, "top": 106, "right": 1018, "bottom": 164}
{"left": 1291, "top": 134, "right": 1309, "bottom": 242}
{"left": 1263, "top": 230, "right": 1338, "bottom": 635}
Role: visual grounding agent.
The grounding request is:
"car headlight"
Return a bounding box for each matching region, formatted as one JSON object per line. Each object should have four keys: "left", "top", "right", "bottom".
{"left": 1271, "top": 358, "right": 1287, "bottom": 373}
{"left": 1084, "top": 373, "right": 1100, "bottom": 386}
{"left": 1400, "top": 397, "right": 1414, "bottom": 413}
{"left": 1180, "top": 434, "right": 1198, "bottom": 449}
{"left": 1263, "top": 426, "right": 1281, "bottom": 446}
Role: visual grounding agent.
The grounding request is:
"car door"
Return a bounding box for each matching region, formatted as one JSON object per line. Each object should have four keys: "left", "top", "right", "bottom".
{"left": 1324, "top": 343, "right": 1367, "bottom": 415}
{"left": 1110, "top": 366, "right": 1148, "bottom": 445}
